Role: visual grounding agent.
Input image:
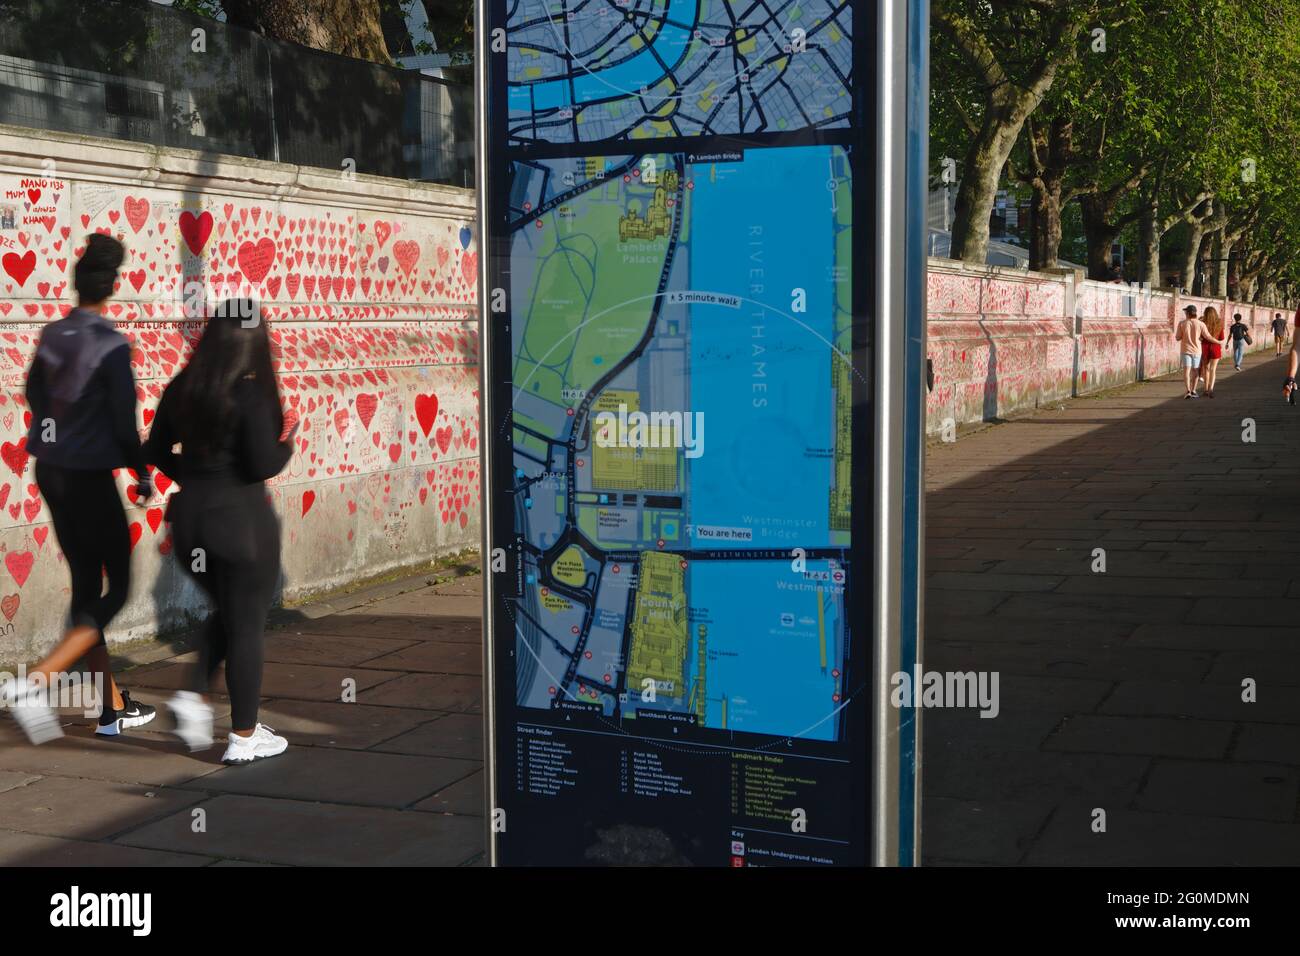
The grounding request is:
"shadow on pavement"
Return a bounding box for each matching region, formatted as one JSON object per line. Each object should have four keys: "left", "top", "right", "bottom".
{"left": 923, "top": 350, "right": 1300, "bottom": 864}
{"left": 0, "top": 575, "right": 487, "bottom": 867}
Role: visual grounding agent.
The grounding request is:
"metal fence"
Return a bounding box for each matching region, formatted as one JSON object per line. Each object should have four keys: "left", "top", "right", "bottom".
{"left": 0, "top": 0, "right": 473, "bottom": 186}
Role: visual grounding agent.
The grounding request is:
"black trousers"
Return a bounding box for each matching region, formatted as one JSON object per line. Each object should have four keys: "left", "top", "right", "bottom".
{"left": 169, "top": 481, "right": 281, "bottom": 730}
{"left": 34, "top": 461, "right": 130, "bottom": 644}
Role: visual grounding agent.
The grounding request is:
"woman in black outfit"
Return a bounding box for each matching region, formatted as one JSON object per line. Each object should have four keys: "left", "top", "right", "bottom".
{"left": 145, "top": 300, "right": 296, "bottom": 763}
{"left": 1, "top": 234, "right": 156, "bottom": 743}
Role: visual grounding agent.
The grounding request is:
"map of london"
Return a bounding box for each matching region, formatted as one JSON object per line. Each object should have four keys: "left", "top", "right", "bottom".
{"left": 507, "top": 0, "right": 853, "bottom": 143}
{"left": 506, "top": 145, "right": 854, "bottom": 741}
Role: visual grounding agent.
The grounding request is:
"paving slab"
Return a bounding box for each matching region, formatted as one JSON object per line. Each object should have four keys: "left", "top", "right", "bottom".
{"left": 117, "top": 794, "right": 483, "bottom": 866}
{"left": 0, "top": 775, "right": 204, "bottom": 840}
{"left": 0, "top": 722, "right": 225, "bottom": 787}
{"left": 1233, "top": 723, "right": 1300, "bottom": 765}
{"left": 366, "top": 673, "right": 482, "bottom": 713}
{"left": 413, "top": 769, "right": 483, "bottom": 816}
{"left": 235, "top": 698, "right": 439, "bottom": 749}
{"left": 262, "top": 631, "right": 419, "bottom": 667}
{"left": 0, "top": 828, "right": 212, "bottom": 867}
{"left": 359, "top": 640, "right": 482, "bottom": 675}
{"left": 1024, "top": 808, "right": 1300, "bottom": 866}
{"left": 371, "top": 713, "right": 483, "bottom": 760}
{"left": 177, "top": 743, "right": 479, "bottom": 809}
{"left": 920, "top": 797, "right": 1054, "bottom": 866}
{"left": 1041, "top": 713, "right": 1236, "bottom": 760}
{"left": 1133, "top": 760, "right": 1298, "bottom": 822}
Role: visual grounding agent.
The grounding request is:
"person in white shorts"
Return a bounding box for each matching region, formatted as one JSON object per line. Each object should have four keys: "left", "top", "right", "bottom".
{"left": 1175, "top": 304, "right": 1213, "bottom": 399}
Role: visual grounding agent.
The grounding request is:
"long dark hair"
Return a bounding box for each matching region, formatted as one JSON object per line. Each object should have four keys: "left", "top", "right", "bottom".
{"left": 171, "top": 299, "right": 281, "bottom": 457}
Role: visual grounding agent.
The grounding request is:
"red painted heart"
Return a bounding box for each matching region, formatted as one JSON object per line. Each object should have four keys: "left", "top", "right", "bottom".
{"left": 178, "top": 210, "right": 213, "bottom": 256}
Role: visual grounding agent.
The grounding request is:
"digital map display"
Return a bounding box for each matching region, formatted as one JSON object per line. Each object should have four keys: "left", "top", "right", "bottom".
{"left": 508, "top": 145, "right": 853, "bottom": 741}
{"left": 487, "top": 0, "right": 866, "bottom": 866}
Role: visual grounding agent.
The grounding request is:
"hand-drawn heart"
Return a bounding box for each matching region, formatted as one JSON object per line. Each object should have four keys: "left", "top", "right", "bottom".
{"left": 128, "top": 522, "right": 142, "bottom": 550}
{"left": 0, "top": 593, "right": 18, "bottom": 620}
{"left": 237, "top": 237, "right": 276, "bottom": 285}
{"left": 146, "top": 507, "right": 163, "bottom": 534}
{"left": 355, "top": 393, "right": 378, "bottom": 430}
{"left": 414, "top": 393, "right": 438, "bottom": 437}
{"left": 393, "top": 240, "right": 420, "bottom": 276}
{"left": 4, "top": 550, "right": 33, "bottom": 587}
{"left": 435, "top": 426, "right": 452, "bottom": 454}
{"left": 460, "top": 251, "right": 478, "bottom": 288}
{"left": 126, "top": 269, "right": 146, "bottom": 293}
{"left": 436, "top": 246, "right": 449, "bottom": 268}
{"left": 34, "top": 526, "right": 47, "bottom": 548}
{"left": 333, "top": 408, "right": 349, "bottom": 439}
{"left": 301, "top": 490, "right": 315, "bottom": 516}
{"left": 26, "top": 188, "right": 40, "bottom": 205}
{"left": 178, "top": 210, "right": 213, "bottom": 256}
{"left": 123, "top": 196, "right": 150, "bottom": 233}
{"left": 2, "top": 250, "right": 35, "bottom": 287}
{"left": 373, "top": 221, "right": 392, "bottom": 248}
{"left": 459, "top": 225, "right": 472, "bottom": 249}
{"left": 0, "top": 439, "right": 28, "bottom": 478}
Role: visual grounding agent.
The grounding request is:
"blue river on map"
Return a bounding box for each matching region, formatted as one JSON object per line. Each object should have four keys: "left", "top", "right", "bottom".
{"left": 689, "top": 559, "right": 841, "bottom": 741}
{"left": 509, "top": 0, "right": 695, "bottom": 113}
{"left": 687, "top": 145, "right": 837, "bottom": 548}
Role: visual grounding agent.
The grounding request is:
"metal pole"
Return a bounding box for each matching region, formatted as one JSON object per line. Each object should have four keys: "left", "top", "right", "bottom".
{"left": 873, "top": 0, "right": 927, "bottom": 867}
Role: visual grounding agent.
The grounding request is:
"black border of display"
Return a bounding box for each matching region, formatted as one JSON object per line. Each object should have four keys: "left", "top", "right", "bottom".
{"left": 480, "top": 0, "right": 876, "bottom": 867}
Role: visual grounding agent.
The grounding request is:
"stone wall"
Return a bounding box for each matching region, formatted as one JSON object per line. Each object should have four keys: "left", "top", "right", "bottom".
{"left": 0, "top": 126, "right": 480, "bottom": 663}
{"left": 926, "top": 258, "right": 1283, "bottom": 434}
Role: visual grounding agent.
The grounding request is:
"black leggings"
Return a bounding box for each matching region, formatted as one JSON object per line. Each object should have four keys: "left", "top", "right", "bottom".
{"left": 169, "top": 482, "right": 281, "bottom": 730}
{"left": 35, "top": 462, "right": 130, "bottom": 643}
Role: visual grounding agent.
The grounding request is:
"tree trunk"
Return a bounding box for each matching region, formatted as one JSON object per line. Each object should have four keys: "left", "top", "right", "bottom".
{"left": 1079, "top": 193, "right": 1120, "bottom": 280}
{"left": 1212, "top": 233, "right": 1230, "bottom": 298}
{"left": 1028, "top": 179, "right": 1064, "bottom": 271}
{"left": 1138, "top": 202, "right": 1160, "bottom": 287}
{"left": 1192, "top": 233, "right": 1214, "bottom": 297}
{"left": 1180, "top": 208, "right": 1209, "bottom": 294}
{"left": 950, "top": 108, "right": 1024, "bottom": 264}
{"left": 221, "top": 0, "right": 391, "bottom": 63}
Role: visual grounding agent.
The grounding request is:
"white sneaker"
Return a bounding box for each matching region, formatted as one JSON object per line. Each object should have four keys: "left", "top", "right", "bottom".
{"left": 0, "top": 678, "right": 63, "bottom": 745}
{"left": 222, "top": 724, "right": 288, "bottom": 764}
{"left": 167, "top": 691, "right": 214, "bottom": 751}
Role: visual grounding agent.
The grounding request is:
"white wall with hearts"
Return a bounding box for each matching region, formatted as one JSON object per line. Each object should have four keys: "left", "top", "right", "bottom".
{"left": 0, "top": 128, "right": 481, "bottom": 664}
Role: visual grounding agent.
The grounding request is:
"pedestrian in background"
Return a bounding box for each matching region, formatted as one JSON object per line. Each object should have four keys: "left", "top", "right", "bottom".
{"left": 0, "top": 234, "right": 156, "bottom": 743}
{"left": 1228, "top": 312, "right": 1252, "bottom": 371}
{"left": 1176, "top": 304, "right": 1212, "bottom": 399}
{"left": 1198, "top": 306, "right": 1227, "bottom": 397}
{"left": 1273, "top": 312, "right": 1288, "bottom": 355}
{"left": 145, "top": 300, "right": 296, "bottom": 764}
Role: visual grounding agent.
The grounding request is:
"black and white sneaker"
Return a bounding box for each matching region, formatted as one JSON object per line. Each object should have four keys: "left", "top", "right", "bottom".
{"left": 95, "top": 690, "right": 157, "bottom": 736}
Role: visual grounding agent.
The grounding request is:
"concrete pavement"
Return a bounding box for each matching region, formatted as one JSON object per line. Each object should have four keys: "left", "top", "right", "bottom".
{"left": 0, "top": 568, "right": 486, "bottom": 866}
{"left": 924, "top": 346, "right": 1300, "bottom": 865}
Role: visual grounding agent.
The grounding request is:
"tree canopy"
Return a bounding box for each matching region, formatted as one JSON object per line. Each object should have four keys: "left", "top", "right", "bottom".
{"left": 931, "top": 0, "right": 1300, "bottom": 303}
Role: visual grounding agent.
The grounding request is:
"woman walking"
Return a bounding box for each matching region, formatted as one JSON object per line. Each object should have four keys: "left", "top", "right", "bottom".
{"left": 145, "top": 300, "right": 295, "bottom": 763}
{"left": 1198, "top": 306, "right": 1228, "bottom": 397}
{"left": 0, "top": 234, "right": 156, "bottom": 742}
